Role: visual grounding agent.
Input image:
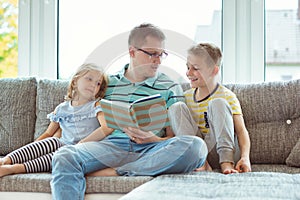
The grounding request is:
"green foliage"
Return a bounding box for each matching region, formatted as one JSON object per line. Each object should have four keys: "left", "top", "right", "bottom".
{"left": 0, "top": 0, "right": 18, "bottom": 78}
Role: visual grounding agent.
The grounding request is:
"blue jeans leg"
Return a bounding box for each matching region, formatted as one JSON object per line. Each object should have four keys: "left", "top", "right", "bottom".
{"left": 50, "top": 138, "right": 130, "bottom": 200}
{"left": 117, "top": 135, "right": 207, "bottom": 176}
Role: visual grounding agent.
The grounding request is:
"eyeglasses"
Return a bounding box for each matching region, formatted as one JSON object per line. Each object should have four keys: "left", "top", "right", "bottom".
{"left": 135, "top": 47, "right": 168, "bottom": 59}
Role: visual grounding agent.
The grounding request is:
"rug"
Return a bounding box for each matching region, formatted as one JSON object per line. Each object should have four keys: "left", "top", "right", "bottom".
{"left": 120, "top": 172, "right": 300, "bottom": 200}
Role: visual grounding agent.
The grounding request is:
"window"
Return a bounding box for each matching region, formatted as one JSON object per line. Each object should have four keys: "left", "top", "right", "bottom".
{"left": 265, "top": 0, "right": 300, "bottom": 81}
{"left": 58, "top": 0, "right": 222, "bottom": 82}
{"left": 16, "top": 1, "right": 298, "bottom": 83}
{"left": 0, "top": 0, "right": 18, "bottom": 78}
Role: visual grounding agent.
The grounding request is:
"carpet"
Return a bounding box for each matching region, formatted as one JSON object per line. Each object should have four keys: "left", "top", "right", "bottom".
{"left": 120, "top": 172, "right": 300, "bottom": 200}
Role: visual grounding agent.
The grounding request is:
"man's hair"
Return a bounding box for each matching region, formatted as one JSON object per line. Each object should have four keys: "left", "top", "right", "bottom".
{"left": 128, "top": 23, "right": 166, "bottom": 48}
{"left": 188, "top": 43, "right": 222, "bottom": 67}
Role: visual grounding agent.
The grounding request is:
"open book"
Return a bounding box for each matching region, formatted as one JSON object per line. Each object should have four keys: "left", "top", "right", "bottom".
{"left": 100, "top": 94, "right": 170, "bottom": 131}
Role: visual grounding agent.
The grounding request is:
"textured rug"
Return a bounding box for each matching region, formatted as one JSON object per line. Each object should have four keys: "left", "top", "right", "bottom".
{"left": 120, "top": 172, "right": 300, "bottom": 200}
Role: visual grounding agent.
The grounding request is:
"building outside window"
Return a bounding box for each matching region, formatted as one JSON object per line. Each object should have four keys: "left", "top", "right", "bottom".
{"left": 265, "top": 0, "right": 300, "bottom": 81}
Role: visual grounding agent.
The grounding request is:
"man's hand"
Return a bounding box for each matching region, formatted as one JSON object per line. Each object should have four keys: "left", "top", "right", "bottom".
{"left": 123, "top": 127, "right": 161, "bottom": 144}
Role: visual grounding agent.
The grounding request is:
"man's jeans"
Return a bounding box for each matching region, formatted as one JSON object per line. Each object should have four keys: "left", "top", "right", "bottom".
{"left": 51, "top": 135, "right": 207, "bottom": 200}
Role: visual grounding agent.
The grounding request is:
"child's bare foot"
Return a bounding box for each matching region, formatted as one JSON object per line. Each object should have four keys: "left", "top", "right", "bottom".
{"left": 0, "top": 157, "right": 12, "bottom": 165}
{"left": 0, "top": 165, "right": 13, "bottom": 177}
{"left": 86, "top": 168, "right": 118, "bottom": 177}
{"left": 0, "top": 164, "right": 25, "bottom": 178}
{"left": 194, "top": 161, "right": 212, "bottom": 172}
{"left": 221, "top": 162, "right": 239, "bottom": 174}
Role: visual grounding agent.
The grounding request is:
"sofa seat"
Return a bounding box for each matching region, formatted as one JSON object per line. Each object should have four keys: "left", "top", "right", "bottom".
{"left": 0, "top": 172, "right": 152, "bottom": 194}
{"left": 1, "top": 164, "right": 299, "bottom": 194}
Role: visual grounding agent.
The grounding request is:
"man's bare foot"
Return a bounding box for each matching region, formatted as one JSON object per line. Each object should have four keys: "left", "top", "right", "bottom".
{"left": 194, "top": 161, "right": 212, "bottom": 172}
{"left": 86, "top": 168, "right": 118, "bottom": 177}
{"left": 221, "top": 162, "right": 239, "bottom": 174}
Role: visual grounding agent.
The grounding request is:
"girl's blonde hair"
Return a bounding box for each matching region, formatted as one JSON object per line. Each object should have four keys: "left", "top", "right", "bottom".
{"left": 188, "top": 43, "right": 222, "bottom": 68}
{"left": 65, "top": 63, "right": 108, "bottom": 101}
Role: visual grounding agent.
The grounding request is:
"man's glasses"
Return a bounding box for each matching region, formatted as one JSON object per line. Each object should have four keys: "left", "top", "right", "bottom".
{"left": 135, "top": 47, "right": 168, "bottom": 59}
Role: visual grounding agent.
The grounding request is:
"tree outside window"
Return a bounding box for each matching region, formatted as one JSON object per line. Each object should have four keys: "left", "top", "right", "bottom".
{"left": 0, "top": 0, "right": 18, "bottom": 78}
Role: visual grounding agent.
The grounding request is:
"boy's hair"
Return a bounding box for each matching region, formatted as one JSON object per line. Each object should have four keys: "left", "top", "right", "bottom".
{"left": 188, "top": 43, "right": 222, "bottom": 67}
{"left": 128, "top": 23, "right": 166, "bottom": 48}
{"left": 65, "top": 63, "right": 108, "bottom": 101}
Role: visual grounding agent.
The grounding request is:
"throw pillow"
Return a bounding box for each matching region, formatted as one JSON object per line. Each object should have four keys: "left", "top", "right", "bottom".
{"left": 34, "top": 79, "right": 68, "bottom": 139}
{"left": 286, "top": 138, "right": 300, "bottom": 167}
{"left": 0, "top": 77, "right": 37, "bottom": 155}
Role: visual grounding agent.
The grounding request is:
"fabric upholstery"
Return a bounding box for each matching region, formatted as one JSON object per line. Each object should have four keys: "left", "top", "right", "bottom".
{"left": 1, "top": 164, "right": 298, "bottom": 193}
{"left": 0, "top": 173, "right": 152, "bottom": 193}
{"left": 224, "top": 80, "right": 300, "bottom": 164}
{"left": 34, "top": 79, "right": 68, "bottom": 139}
{"left": 286, "top": 138, "right": 300, "bottom": 167}
{"left": 0, "top": 77, "right": 37, "bottom": 155}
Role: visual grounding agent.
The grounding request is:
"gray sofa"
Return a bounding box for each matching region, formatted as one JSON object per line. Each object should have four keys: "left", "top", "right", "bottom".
{"left": 0, "top": 77, "right": 299, "bottom": 200}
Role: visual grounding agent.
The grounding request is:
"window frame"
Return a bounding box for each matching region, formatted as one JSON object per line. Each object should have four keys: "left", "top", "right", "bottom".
{"left": 18, "top": 0, "right": 265, "bottom": 83}
{"left": 222, "top": 0, "right": 264, "bottom": 83}
{"left": 18, "top": 0, "right": 57, "bottom": 79}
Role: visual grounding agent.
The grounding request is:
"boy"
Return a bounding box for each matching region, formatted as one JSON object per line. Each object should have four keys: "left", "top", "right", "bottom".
{"left": 170, "top": 43, "right": 251, "bottom": 174}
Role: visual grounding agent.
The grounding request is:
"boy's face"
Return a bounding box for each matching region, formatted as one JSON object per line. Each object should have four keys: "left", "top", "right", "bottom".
{"left": 186, "top": 54, "right": 216, "bottom": 88}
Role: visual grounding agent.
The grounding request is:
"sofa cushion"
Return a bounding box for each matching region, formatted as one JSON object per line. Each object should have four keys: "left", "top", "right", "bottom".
{"left": 0, "top": 77, "right": 37, "bottom": 156}
{"left": 0, "top": 173, "right": 153, "bottom": 193}
{"left": 225, "top": 79, "right": 300, "bottom": 164}
{"left": 286, "top": 138, "right": 300, "bottom": 167}
{"left": 34, "top": 79, "right": 69, "bottom": 139}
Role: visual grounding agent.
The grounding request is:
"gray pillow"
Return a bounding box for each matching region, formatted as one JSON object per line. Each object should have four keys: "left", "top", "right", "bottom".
{"left": 0, "top": 77, "right": 37, "bottom": 155}
{"left": 34, "top": 79, "right": 69, "bottom": 139}
{"left": 226, "top": 79, "right": 300, "bottom": 164}
{"left": 286, "top": 138, "right": 300, "bottom": 167}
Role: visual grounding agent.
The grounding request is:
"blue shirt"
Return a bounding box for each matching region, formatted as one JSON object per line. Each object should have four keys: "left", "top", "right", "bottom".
{"left": 47, "top": 100, "right": 102, "bottom": 145}
{"left": 104, "top": 64, "right": 185, "bottom": 137}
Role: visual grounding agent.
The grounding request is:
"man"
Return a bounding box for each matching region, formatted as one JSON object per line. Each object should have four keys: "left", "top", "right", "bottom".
{"left": 51, "top": 23, "right": 207, "bottom": 200}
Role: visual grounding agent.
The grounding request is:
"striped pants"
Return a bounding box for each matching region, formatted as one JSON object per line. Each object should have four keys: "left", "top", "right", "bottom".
{"left": 7, "top": 137, "right": 63, "bottom": 173}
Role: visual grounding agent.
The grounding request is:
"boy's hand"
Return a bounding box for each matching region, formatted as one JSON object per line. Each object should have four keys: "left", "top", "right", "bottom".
{"left": 235, "top": 157, "right": 251, "bottom": 172}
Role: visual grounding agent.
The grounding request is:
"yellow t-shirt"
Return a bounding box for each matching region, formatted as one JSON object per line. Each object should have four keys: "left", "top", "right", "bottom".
{"left": 184, "top": 84, "right": 242, "bottom": 135}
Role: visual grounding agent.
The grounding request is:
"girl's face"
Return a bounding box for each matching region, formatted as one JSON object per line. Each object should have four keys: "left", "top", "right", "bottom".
{"left": 75, "top": 70, "right": 102, "bottom": 101}
{"left": 186, "top": 54, "right": 216, "bottom": 88}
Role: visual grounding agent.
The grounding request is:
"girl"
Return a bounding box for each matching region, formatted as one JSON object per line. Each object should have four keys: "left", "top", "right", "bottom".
{"left": 0, "top": 63, "right": 113, "bottom": 177}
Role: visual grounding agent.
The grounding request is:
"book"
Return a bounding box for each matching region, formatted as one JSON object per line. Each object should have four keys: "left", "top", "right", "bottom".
{"left": 100, "top": 94, "right": 170, "bottom": 132}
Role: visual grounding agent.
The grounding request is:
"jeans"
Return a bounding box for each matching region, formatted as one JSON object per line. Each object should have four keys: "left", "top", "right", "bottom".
{"left": 51, "top": 135, "right": 207, "bottom": 200}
